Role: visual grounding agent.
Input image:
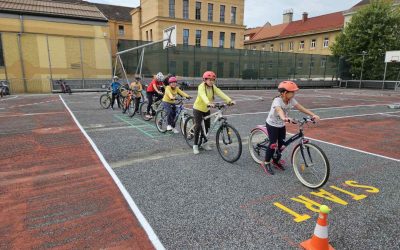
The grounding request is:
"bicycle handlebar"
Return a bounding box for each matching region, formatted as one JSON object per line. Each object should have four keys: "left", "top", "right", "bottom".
{"left": 207, "top": 102, "right": 234, "bottom": 109}
{"left": 288, "top": 117, "right": 316, "bottom": 125}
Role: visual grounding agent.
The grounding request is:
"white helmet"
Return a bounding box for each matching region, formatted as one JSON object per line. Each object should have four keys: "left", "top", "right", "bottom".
{"left": 113, "top": 75, "right": 119, "bottom": 80}
{"left": 155, "top": 72, "right": 164, "bottom": 82}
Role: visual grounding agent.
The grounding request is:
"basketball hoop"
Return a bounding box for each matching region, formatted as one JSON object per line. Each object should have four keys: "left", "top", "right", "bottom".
{"left": 163, "top": 25, "right": 176, "bottom": 49}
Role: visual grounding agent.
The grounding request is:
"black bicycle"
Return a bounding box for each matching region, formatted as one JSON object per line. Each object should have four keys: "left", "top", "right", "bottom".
{"left": 248, "top": 117, "right": 330, "bottom": 188}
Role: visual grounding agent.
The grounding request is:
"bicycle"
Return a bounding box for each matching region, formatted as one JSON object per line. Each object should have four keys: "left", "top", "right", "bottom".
{"left": 154, "top": 97, "right": 192, "bottom": 134}
{"left": 183, "top": 103, "right": 242, "bottom": 163}
{"left": 99, "top": 87, "right": 112, "bottom": 109}
{"left": 248, "top": 117, "right": 330, "bottom": 189}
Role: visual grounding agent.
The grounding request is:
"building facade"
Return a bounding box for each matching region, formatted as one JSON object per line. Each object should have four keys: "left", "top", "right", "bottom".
{"left": 0, "top": 0, "right": 112, "bottom": 93}
{"left": 244, "top": 11, "right": 344, "bottom": 55}
{"left": 131, "top": 0, "right": 245, "bottom": 49}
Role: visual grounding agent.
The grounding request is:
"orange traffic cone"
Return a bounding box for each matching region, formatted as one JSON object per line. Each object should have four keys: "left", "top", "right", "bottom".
{"left": 300, "top": 205, "right": 335, "bottom": 250}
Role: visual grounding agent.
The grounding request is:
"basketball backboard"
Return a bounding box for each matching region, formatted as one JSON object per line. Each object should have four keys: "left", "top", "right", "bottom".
{"left": 385, "top": 50, "right": 400, "bottom": 63}
{"left": 163, "top": 25, "right": 176, "bottom": 49}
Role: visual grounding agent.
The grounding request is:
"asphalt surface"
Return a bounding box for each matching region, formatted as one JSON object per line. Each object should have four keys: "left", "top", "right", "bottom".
{"left": 3, "top": 89, "right": 399, "bottom": 249}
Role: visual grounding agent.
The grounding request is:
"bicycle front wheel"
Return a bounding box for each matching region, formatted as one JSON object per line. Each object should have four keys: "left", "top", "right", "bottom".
{"left": 127, "top": 99, "right": 136, "bottom": 117}
{"left": 216, "top": 124, "right": 242, "bottom": 163}
{"left": 99, "top": 94, "right": 111, "bottom": 109}
{"left": 291, "top": 143, "right": 330, "bottom": 189}
{"left": 155, "top": 109, "right": 168, "bottom": 133}
{"left": 248, "top": 128, "right": 269, "bottom": 164}
{"left": 140, "top": 102, "right": 152, "bottom": 121}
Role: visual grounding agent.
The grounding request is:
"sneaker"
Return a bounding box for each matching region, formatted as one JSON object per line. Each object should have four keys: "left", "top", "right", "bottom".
{"left": 172, "top": 128, "right": 179, "bottom": 134}
{"left": 193, "top": 145, "right": 200, "bottom": 155}
{"left": 111, "top": 107, "right": 114, "bottom": 110}
{"left": 145, "top": 114, "right": 153, "bottom": 119}
{"left": 272, "top": 159, "right": 286, "bottom": 171}
{"left": 261, "top": 162, "right": 274, "bottom": 175}
{"left": 202, "top": 142, "right": 212, "bottom": 151}
{"left": 167, "top": 125, "right": 173, "bottom": 131}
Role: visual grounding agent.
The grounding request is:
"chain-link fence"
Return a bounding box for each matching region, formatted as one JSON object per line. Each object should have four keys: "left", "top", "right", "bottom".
{"left": 118, "top": 40, "right": 340, "bottom": 81}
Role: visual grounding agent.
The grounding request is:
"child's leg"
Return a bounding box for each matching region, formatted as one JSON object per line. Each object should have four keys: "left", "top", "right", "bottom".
{"left": 193, "top": 109, "right": 204, "bottom": 146}
{"left": 134, "top": 97, "right": 140, "bottom": 112}
{"left": 146, "top": 92, "right": 153, "bottom": 114}
{"left": 170, "top": 104, "right": 177, "bottom": 127}
{"left": 265, "top": 123, "right": 279, "bottom": 163}
{"left": 274, "top": 126, "right": 287, "bottom": 161}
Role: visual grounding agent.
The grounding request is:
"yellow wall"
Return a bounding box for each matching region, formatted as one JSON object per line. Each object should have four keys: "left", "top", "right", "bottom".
{"left": 134, "top": 0, "right": 245, "bottom": 49}
{"left": 245, "top": 30, "right": 341, "bottom": 55}
{"left": 109, "top": 20, "right": 133, "bottom": 56}
{"left": 0, "top": 15, "right": 111, "bottom": 93}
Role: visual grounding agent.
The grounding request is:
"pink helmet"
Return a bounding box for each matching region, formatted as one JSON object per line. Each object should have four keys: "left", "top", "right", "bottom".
{"left": 278, "top": 81, "right": 299, "bottom": 92}
{"left": 202, "top": 71, "right": 216, "bottom": 80}
{"left": 168, "top": 76, "right": 177, "bottom": 83}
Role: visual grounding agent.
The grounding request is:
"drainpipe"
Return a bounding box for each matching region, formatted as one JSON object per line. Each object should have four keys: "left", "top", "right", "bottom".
{"left": 18, "top": 15, "right": 27, "bottom": 92}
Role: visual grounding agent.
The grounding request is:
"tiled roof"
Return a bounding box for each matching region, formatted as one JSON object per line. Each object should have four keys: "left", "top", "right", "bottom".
{"left": 280, "top": 12, "right": 344, "bottom": 37}
{"left": 94, "top": 3, "right": 134, "bottom": 22}
{"left": 0, "top": 0, "right": 107, "bottom": 21}
{"left": 251, "top": 23, "right": 288, "bottom": 41}
{"left": 245, "top": 27, "right": 262, "bottom": 36}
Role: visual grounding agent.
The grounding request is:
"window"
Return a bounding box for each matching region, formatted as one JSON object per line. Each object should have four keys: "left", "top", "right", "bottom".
{"left": 169, "top": 0, "right": 175, "bottom": 18}
{"left": 323, "top": 37, "right": 329, "bottom": 48}
{"left": 208, "top": 3, "right": 213, "bottom": 21}
{"left": 207, "top": 62, "right": 213, "bottom": 70}
{"left": 183, "top": 29, "right": 189, "bottom": 46}
{"left": 118, "top": 25, "right": 125, "bottom": 36}
{"left": 311, "top": 39, "right": 316, "bottom": 49}
{"left": 279, "top": 42, "right": 283, "bottom": 52}
{"left": 195, "top": 30, "right": 201, "bottom": 47}
{"left": 183, "top": 61, "right": 189, "bottom": 77}
{"left": 231, "top": 7, "right": 236, "bottom": 24}
{"left": 207, "top": 31, "right": 213, "bottom": 47}
{"left": 220, "top": 5, "right": 225, "bottom": 22}
{"left": 270, "top": 44, "right": 274, "bottom": 52}
{"left": 289, "top": 42, "right": 294, "bottom": 51}
{"left": 219, "top": 32, "right": 225, "bottom": 48}
{"left": 183, "top": 0, "right": 189, "bottom": 19}
{"left": 262, "top": 45, "right": 265, "bottom": 50}
{"left": 0, "top": 34, "right": 4, "bottom": 67}
{"left": 321, "top": 57, "right": 327, "bottom": 68}
{"left": 150, "top": 29, "right": 153, "bottom": 41}
{"left": 230, "top": 33, "right": 236, "bottom": 49}
{"left": 195, "top": 61, "right": 201, "bottom": 76}
{"left": 299, "top": 41, "right": 305, "bottom": 50}
{"left": 146, "top": 31, "right": 149, "bottom": 41}
{"left": 195, "top": 2, "right": 201, "bottom": 20}
{"left": 229, "top": 62, "right": 235, "bottom": 77}
{"left": 298, "top": 58, "right": 303, "bottom": 68}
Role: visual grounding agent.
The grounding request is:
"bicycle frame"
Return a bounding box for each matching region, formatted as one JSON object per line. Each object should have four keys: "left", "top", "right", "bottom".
{"left": 200, "top": 108, "right": 226, "bottom": 143}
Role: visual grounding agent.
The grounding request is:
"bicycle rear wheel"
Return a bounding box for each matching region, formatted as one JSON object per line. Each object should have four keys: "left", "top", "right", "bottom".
{"left": 216, "top": 124, "right": 242, "bottom": 163}
{"left": 291, "top": 143, "right": 330, "bottom": 189}
{"left": 155, "top": 109, "right": 168, "bottom": 133}
{"left": 248, "top": 128, "right": 269, "bottom": 164}
{"left": 99, "top": 94, "right": 111, "bottom": 109}
{"left": 183, "top": 116, "right": 202, "bottom": 147}
{"left": 127, "top": 99, "right": 136, "bottom": 117}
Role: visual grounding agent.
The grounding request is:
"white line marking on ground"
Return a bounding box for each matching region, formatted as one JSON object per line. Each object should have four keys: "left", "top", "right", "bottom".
{"left": 304, "top": 135, "right": 400, "bottom": 162}
{"left": 319, "top": 111, "right": 400, "bottom": 121}
{"left": 0, "top": 95, "right": 18, "bottom": 101}
{"left": 380, "top": 113, "right": 400, "bottom": 117}
{"left": 0, "top": 112, "right": 64, "bottom": 118}
{"left": 59, "top": 95, "right": 165, "bottom": 250}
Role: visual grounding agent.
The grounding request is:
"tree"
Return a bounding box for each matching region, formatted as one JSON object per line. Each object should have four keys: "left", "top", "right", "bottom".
{"left": 331, "top": 0, "right": 400, "bottom": 80}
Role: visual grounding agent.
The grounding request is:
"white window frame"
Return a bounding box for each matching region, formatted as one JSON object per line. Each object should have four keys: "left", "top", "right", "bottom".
{"left": 311, "top": 39, "right": 316, "bottom": 49}
{"left": 323, "top": 37, "right": 329, "bottom": 48}
{"left": 299, "top": 41, "right": 305, "bottom": 50}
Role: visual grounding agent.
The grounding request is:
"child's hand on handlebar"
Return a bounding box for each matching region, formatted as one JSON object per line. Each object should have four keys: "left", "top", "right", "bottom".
{"left": 227, "top": 101, "right": 235, "bottom": 106}
{"left": 207, "top": 103, "right": 216, "bottom": 108}
{"left": 311, "top": 115, "right": 320, "bottom": 121}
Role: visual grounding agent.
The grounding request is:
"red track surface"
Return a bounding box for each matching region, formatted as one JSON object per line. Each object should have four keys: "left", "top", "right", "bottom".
{"left": 0, "top": 96, "right": 154, "bottom": 249}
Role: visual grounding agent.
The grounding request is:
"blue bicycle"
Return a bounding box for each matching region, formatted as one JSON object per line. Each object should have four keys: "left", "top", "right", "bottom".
{"left": 154, "top": 97, "right": 192, "bottom": 135}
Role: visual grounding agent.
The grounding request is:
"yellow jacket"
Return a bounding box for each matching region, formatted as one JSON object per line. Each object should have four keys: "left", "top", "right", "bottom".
{"left": 129, "top": 82, "right": 143, "bottom": 98}
{"left": 193, "top": 82, "right": 232, "bottom": 112}
{"left": 162, "top": 86, "right": 190, "bottom": 104}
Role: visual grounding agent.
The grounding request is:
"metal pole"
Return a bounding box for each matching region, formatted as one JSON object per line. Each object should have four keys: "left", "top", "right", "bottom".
{"left": 46, "top": 35, "right": 54, "bottom": 91}
{"left": 118, "top": 55, "right": 129, "bottom": 85}
{"left": 113, "top": 55, "right": 118, "bottom": 77}
{"left": 139, "top": 47, "right": 145, "bottom": 76}
{"left": 79, "top": 39, "right": 85, "bottom": 89}
{"left": 116, "top": 38, "right": 169, "bottom": 55}
{"left": 382, "top": 62, "right": 387, "bottom": 89}
{"left": 17, "top": 33, "right": 27, "bottom": 92}
{"left": 360, "top": 51, "right": 366, "bottom": 89}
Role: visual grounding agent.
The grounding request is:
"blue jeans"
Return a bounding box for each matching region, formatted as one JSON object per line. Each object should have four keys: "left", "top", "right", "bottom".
{"left": 162, "top": 102, "right": 176, "bottom": 127}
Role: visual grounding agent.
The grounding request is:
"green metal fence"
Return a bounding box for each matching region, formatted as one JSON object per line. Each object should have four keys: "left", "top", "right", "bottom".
{"left": 118, "top": 40, "right": 339, "bottom": 80}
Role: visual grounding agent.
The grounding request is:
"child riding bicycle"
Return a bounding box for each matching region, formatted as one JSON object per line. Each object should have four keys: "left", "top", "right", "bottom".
{"left": 261, "top": 80, "right": 320, "bottom": 175}
{"left": 192, "top": 71, "right": 235, "bottom": 155}
{"left": 145, "top": 72, "right": 165, "bottom": 118}
{"left": 129, "top": 74, "right": 143, "bottom": 114}
{"left": 162, "top": 76, "right": 192, "bottom": 133}
{"left": 110, "top": 76, "right": 121, "bottom": 110}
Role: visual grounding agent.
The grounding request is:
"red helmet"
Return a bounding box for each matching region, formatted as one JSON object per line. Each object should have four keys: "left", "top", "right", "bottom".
{"left": 278, "top": 81, "right": 299, "bottom": 92}
{"left": 202, "top": 71, "right": 216, "bottom": 80}
{"left": 168, "top": 76, "right": 177, "bottom": 83}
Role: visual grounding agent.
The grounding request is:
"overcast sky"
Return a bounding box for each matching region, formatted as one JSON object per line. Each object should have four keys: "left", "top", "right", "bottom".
{"left": 88, "top": 0, "right": 361, "bottom": 28}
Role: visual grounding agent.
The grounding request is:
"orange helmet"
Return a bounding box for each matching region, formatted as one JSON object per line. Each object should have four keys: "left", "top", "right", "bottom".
{"left": 278, "top": 81, "right": 299, "bottom": 92}
{"left": 203, "top": 71, "right": 216, "bottom": 80}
